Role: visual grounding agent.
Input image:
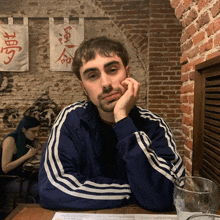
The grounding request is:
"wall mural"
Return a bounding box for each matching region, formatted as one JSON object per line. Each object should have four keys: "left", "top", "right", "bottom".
{"left": 0, "top": 73, "right": 18, "bottom": 128}
{"left": 0, "top": 72, "right": 13, "bottom": 93}
{"left": 2, "top": 108, "right": 20, "bottom": 128}
{"left": 1, "top": 92, "right": 61, "bottom": 139}
{"left": 23, "top": 92, "right": 61, "bottom": 136}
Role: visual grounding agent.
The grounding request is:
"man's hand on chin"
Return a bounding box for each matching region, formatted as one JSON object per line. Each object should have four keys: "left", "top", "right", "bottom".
{"left": 114, "top": 77, "right": 140, "bottom": 123}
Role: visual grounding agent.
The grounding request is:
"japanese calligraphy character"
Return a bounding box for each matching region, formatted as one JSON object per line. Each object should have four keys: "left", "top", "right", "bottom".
{"left": 56, "top": 26, "right": 76, "bottom": 67}
{"left": 0, "top": 31, "right": 22, "bottom": 64}
{"left": 58, "top": 26, "right": 72, "bottom": 45}
{"left": 56, "top": 48, "right": 74, "bottom": 66}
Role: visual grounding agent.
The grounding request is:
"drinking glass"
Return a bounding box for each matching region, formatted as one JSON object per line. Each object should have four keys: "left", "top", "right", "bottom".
{"left": 187, "top": 214, "right": 220, "bottom": 220}
{"left": 174, "top": 176, "right": 219, "bottom": 220}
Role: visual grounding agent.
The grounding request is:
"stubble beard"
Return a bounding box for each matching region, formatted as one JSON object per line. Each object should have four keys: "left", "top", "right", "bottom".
{"left": 99, "top": 100, "right": 117, "bottom": 112}
{"left": 98, "top": 86, "right": 122, "bottom": 113}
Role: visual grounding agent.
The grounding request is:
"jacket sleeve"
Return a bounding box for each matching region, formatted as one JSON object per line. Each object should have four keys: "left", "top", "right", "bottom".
{"left": 113, "top": 113, "right": 185, "bottom": 211}
{"left": 38, "top": 106, "right": 131, "bottom": 210}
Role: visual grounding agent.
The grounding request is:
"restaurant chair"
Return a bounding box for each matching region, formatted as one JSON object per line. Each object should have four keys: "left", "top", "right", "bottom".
{"left": 0, "top": 174, "right": 23, "bottom": 214}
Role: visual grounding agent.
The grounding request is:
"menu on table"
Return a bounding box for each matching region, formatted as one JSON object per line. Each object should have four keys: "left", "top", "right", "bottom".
{"left": 52, "top": 212, "right": 177, "bottom": 220}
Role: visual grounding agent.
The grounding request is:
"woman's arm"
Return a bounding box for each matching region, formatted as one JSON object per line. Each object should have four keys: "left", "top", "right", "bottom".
{"left": 1, "top": 136, "right": 38, "bottom": 173}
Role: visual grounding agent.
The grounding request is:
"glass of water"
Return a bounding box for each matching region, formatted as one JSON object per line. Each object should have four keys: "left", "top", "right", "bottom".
{"left": 174, "top": 176, "right": 219, "bottom": 220}
{"left": 186, "top": 214, "right": 220, "bottom": 219}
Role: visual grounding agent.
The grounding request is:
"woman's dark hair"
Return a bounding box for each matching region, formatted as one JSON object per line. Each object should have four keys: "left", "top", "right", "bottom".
{"left": 21, "top": 116, "right": 40, "bottom": 130}
{"left": 0, "top": 116, "right": 40, "bottom": 159}
{"left": 72, "top": 36, "right": 130, "bottom": 80}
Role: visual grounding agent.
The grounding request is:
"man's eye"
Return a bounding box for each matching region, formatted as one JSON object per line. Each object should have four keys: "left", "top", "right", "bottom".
{"left": 109, "top": 67, "right": 117, "bottom": 74}
{"left": 88, "top": 73, "right": 98, "bottom": 80}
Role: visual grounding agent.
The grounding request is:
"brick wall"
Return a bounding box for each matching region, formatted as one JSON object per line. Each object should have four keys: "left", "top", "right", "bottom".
{"left": 148, "top": 1, "right": 183, "bottom": 151}
{"left": 170, "top": 0, "right": 220, "bottom": 175}
{"left": 0, "top": 0, "right": 184, "bottom": 156}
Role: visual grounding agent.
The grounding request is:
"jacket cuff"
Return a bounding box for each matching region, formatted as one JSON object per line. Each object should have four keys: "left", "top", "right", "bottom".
{"left": 113, "top": 117, "right": 138, "bottom": 141}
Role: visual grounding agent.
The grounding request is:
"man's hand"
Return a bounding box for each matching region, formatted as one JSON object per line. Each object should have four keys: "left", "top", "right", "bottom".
{"left": 114, "top": 77, "right": 140, "bottom": 123}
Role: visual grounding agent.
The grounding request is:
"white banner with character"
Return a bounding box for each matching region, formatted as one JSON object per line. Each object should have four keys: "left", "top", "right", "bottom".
{"left": 0, "top": 17, "right": 29, "bottom": 72}
{"left": 49, "top": 17, "right": 84, "bottom": 71}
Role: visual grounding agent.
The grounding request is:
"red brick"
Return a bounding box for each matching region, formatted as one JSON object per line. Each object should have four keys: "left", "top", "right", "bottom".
{"left": 181, "top": 62, "right": 193, "bottom": 73}
{"left": 188, "top": 94, "right": 194, "bottom": 104}
{"left": 180, "top": 94, "right": 188, "bottom": 103}
{"left": 175, "top": 2, "right": 185, "bottom": 19}
{"left": 193, "top": 57, "right": 205, "bottom": 68}
{"left": 189, "top": 71, "right": 196, "bottom": 80}
{"left": 206, "top": 22, "right": 215, "bottom": 36}
{"left": 186, "top": 24, "right": 197, "bottom": 38}
{"left": 184, "top": 146, "right": 192, "bottom": 160}
{"left": 198, "top": 0, "right": 212, "bottom": 12}
{"left": 181, "top": 82, "right": 194, "bottom": 93}
{"left": 207, "top": 50, "right": 220, "bottom": 60}
{"left": 206, "top": 17, "right": 220, "bottom": 36}
{"left": 184, "top": 157, "right": 192, "bottom": 173}
{"left": 186, "top": 139, "right": 193, "bottom": 151}
{"left": 196, "top": 11, "right": 210, "bottom": 29}
{"left": 181, "top": 39, "right": 193, "bottom": 52}
{"left": 182, "top": 125, "right": 191, "bottom": 136}
{"left": 188, "top": 46, "right": 200, "bottom": 59}
{"left": 193, "top": 31, "right": 205, "bottom": 45}
{"left": 180, "top": 52, "right": 188, "bottom": 64}
{"left": 182, "top": 115, "right": 194, "bottom": 126}
{"left": 181, "top": 73, "right": 189, "bottom": 82}
{"left": 210, "top": 1, "right": 220, "bottom": 17}
{"left": 214, "top": 33, "right": 220, "bottom": 46}
{"left": 182, "top": 8, "right": 198, "bottom": 27}
{"left": 184, "top": 0, "right": 193, "bottom": 10}
{"left": 170, "top": 0, "right": 181, "bottom": 9}
{"left": 180, "top": 32, "right": 188, "bottom": 44}
{"left": 200, "top": 38, "right": 213, "bottom": 53}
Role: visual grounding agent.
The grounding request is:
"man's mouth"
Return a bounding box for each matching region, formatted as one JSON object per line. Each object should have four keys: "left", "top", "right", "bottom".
{"left": 102, "top": 91, "right": 120, "bottom": 101}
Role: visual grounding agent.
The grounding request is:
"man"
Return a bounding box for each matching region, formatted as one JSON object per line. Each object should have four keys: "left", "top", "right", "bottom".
{"left": 39, "top": 36, "right": 185, "bottom": 211}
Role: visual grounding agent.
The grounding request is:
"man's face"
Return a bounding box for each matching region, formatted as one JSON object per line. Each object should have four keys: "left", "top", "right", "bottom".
{"left": 79, "top": 53, "right": 129, "bottom": 113}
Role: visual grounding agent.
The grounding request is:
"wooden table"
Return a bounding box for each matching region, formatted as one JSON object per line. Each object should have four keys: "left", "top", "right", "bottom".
{"left": 5, "top": 204, "right": 176, "bottom": 220}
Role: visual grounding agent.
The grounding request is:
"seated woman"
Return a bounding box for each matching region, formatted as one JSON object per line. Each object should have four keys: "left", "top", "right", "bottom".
{"left": 0, "top": 116, "right": 42, "bottom": 212}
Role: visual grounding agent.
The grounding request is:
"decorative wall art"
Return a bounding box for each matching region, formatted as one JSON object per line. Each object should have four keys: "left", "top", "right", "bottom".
{"left": 49, "top": 17, "right": 84, "bottom": 71}
{"left": 0, "top": 17, "right": 29, "bottom": 71}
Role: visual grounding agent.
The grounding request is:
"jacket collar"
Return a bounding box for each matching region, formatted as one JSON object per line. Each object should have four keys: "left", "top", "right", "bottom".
{"left": 79, "top": 101, "right": 100, "bottom": 129}
{"left": 79, "top": 101, "right": 138, "bottom": 129}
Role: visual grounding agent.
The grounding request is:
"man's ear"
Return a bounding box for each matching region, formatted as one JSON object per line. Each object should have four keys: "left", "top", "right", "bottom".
{"left": 126, "top": 66, "right": 130, "bottom": 77}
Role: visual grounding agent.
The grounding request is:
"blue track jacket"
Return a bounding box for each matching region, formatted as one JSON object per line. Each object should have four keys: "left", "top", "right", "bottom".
{"left": 39, "top": 101, "right": 185, "bottom": 211}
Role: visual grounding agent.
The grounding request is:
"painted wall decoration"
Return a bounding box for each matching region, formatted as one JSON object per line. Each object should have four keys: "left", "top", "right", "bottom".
{"left": 2, "top": 108, "right": 20, "bottom": 128}
{"left": 0, "top": 93, "right": 61, "bottom": 141}
{"left": 23, "top": 92, "right": 61, "bottom": 134}
{"left": 0, "top": 72, "right": 13, "bottom": 93}
{"left": 49, "top": 17, "right": 84, "bottom": 71}
{"left": 0, "top": 17, "right": 29, "bottom": 72}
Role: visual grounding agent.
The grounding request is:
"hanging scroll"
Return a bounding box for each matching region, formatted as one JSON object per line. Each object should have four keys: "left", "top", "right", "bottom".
{"left": 49, "top": 17, "right": 84, "bottom": 71}
{"left": 0, "top": 17, "right": 29, "bottom": 72}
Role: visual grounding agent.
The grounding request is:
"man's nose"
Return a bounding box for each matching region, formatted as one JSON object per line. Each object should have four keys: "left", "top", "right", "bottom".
{"left": 100, "top": 73, "right": 111, "bottom": 89}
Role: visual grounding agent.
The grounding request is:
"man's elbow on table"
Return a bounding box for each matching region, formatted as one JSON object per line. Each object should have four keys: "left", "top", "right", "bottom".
{"left": 39, "top": 186, "right": 67, "bottom": 210}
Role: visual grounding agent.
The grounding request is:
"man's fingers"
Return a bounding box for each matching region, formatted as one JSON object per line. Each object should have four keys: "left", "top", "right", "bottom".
{"left": 121, "top": 78, "right": 140, "bottom": 99}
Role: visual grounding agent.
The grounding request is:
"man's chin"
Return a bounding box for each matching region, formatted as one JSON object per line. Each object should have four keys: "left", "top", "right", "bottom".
{"left": 99, "top": 100, "right": 117, "bottom": 112}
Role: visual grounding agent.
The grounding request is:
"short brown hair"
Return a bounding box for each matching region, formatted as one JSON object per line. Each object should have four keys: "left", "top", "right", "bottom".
{"left": 72, "top": 36, "right": 130, "bottom": 80}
